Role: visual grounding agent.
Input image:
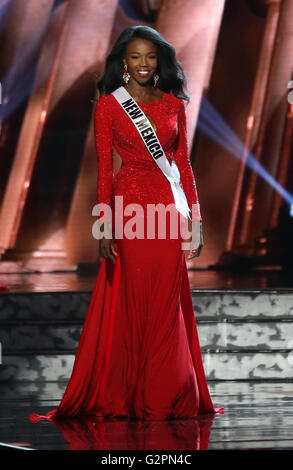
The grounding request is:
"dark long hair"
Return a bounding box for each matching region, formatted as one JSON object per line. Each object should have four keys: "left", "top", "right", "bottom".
{"left": 95, "top": 25, "right": 190, "bottom": 103}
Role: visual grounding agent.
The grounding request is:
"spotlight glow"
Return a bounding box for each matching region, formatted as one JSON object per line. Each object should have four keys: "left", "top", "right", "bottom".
{"left": 198, "top": 96, "right": 293, "bottom": 214}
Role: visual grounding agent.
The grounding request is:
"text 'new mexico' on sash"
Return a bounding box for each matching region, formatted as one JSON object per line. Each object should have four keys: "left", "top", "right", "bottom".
{"left": 111, "top": 86, "right": 192, "bottom": 220}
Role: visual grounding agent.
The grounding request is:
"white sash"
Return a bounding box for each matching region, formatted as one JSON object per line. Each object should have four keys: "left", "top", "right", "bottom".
{"left": 111, "top": 86, "right": 191, "bottom": 220}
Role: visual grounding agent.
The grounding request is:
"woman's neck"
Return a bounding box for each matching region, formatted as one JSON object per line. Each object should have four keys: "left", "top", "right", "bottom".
{"left": 126, "top": 81, "right": 155, "bottom": 100}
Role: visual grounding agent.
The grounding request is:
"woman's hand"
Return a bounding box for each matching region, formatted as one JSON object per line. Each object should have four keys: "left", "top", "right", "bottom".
{"left": 99, "top": 238, "right": 117, "bottom": 263}
{"left": 184, "top": 219, "right": 203, "bottom": 260}
{"left": 98, "top": 223, "right": 117, "bottom": 263}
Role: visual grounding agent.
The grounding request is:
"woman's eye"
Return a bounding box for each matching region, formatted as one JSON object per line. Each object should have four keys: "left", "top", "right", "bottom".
{"left": 130, "top": 56, "right": 156, "bottom": 59}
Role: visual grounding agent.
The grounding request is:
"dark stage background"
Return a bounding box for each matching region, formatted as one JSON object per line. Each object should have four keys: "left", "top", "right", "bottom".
{"left": 0, "top": 0, "right": 293, "bottom": 452}
{"left": 1, "top": 0, "right": 292, "bottom": 271}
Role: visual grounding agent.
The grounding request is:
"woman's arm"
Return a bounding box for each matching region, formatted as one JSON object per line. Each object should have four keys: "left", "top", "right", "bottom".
{"left": 94, "top": 95, "right": 114, "bottom": 209}
{"left": 94, "top": 95, "right": 117, "bottom": 262}
{"left": 174, "top": 99, "right": 202, "bottom": 223}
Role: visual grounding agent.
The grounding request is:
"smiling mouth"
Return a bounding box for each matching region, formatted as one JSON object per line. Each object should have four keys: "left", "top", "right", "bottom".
{"left": 137, "top": 70, "right": 151, "bottom": 77}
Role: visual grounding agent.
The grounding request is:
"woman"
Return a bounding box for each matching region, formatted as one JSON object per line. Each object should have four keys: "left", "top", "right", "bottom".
{"left": 30, "top": 25, "right": 222, "bottom": 423}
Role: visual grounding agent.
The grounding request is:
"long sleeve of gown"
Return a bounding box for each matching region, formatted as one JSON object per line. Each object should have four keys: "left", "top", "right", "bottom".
{"left": 174, "top": 99, "right": 202, "bottom": 222}
{"left": 94, "top": 95, "right": 113, "bottom": 222}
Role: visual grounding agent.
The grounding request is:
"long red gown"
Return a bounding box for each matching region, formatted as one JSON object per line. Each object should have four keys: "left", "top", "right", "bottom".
{"left": 30, "top": 88, "right": 222, "bottom": 423}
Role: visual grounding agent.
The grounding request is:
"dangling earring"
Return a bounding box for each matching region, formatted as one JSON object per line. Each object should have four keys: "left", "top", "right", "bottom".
{"left": 123, "top": 64, "right": 131, "bottom": 86}
{"left": 153, "top": 73, "right": 159, "bottom": 87}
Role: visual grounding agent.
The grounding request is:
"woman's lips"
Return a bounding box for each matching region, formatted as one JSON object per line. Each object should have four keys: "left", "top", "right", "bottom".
{"left": 137, "top": 70, "right": 151, "bottom": 77}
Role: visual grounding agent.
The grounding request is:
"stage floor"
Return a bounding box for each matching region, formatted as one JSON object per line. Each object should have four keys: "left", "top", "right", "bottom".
{"left": 1, "top": 267, "right": 293, "bottom": 451}
{"left": 0, "top": 381, "right": 292, "bottom": 450}
{"left": 1, "top": 267, "right": 293, "bottom": 293}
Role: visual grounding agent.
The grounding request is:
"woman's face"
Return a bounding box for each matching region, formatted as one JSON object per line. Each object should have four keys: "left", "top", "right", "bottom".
{"left": 123, "top": 38, "right": 158, "bottom": 85}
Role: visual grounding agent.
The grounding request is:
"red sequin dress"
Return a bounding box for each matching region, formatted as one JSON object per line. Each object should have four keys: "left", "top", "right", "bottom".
{"left": 30, "top": 89, "right": 222, "bottom": 424}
